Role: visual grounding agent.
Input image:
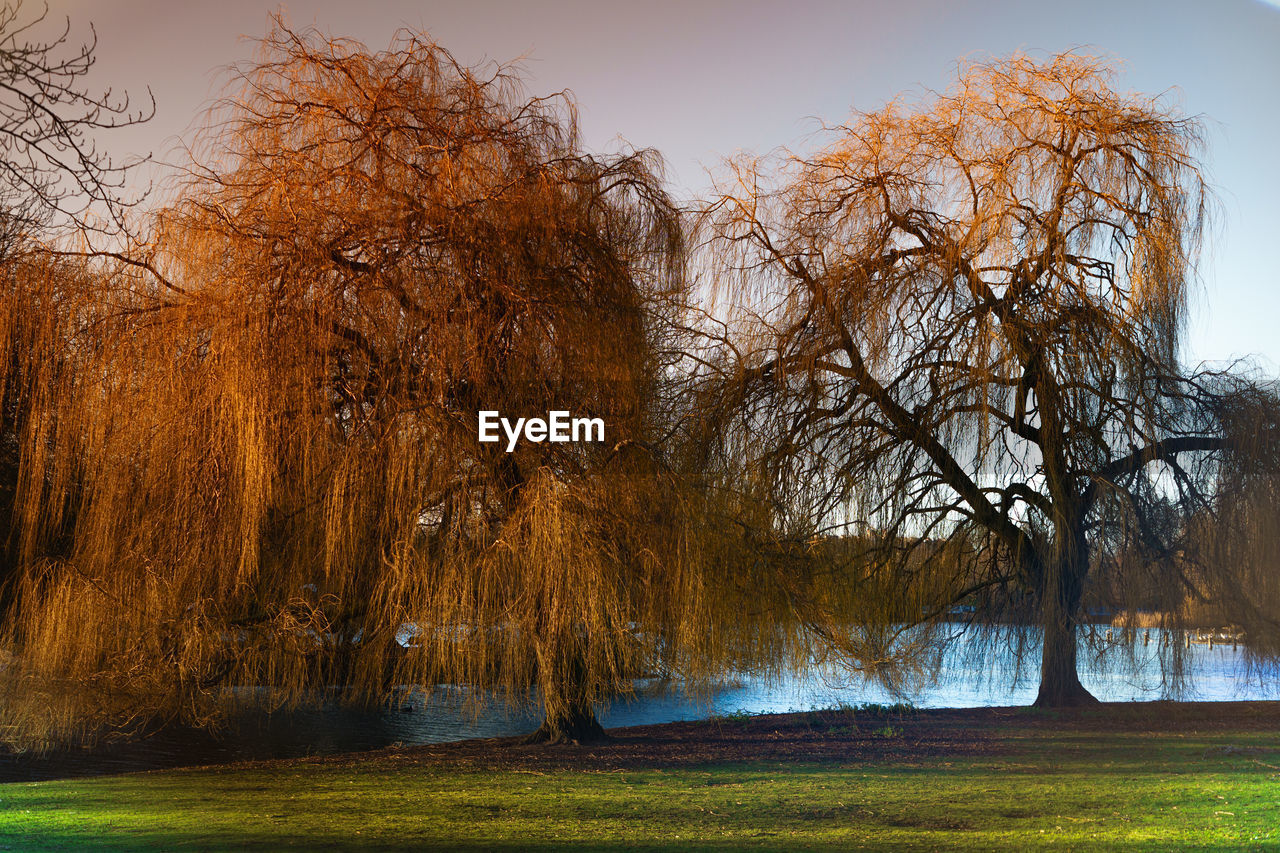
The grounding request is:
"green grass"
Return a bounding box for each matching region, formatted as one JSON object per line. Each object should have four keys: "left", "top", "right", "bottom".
{"left": 2, "top": 714, "right": 1279, "bottom": 850}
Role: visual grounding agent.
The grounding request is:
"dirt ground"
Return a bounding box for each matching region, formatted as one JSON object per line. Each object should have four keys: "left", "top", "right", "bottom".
{"left": 6, "top": 700, "right": 1277, "bottom": 783}
{"left": 260, "top": 701, "right": 1280, "bottom": 774}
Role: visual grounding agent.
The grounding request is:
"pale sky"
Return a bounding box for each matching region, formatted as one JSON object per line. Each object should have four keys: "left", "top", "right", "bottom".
{"left": 54, "top": 0, "right": 1280, "bottom": 372}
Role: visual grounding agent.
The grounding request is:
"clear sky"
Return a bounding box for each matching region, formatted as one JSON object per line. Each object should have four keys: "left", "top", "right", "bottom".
{"left": 55, "top": 0, "right": 1280, "bottom": 371}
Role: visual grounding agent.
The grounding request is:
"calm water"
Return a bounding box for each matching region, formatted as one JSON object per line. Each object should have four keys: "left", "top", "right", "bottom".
{"left": 5, "top": 626, "right": 1277, "bottom": 780}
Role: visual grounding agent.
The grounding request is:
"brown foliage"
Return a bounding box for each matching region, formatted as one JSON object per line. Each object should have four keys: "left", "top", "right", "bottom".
{"left": 4, "top": 33, "right": 1278, "bottom": 749}
{"left": 0, "top": 22, "right": 791, "bottom": 749}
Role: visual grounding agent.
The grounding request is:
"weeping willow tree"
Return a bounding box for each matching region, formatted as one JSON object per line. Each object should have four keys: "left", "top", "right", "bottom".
{"left": 701, "top": 53, "right": 1280, "bottom": 706}
{"left": 0, "top": 0, "right": 153, "bottom": 610}
{"left": 0, "top": 21, "right": 806, "bottom": 750}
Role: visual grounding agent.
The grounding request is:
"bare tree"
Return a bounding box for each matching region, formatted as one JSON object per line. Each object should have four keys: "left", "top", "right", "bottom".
{"left": 703, "top": 53, "right": 1280, "bottom": 706}
{"left": 0, "top": 0, "right": 152, "bottom": 248}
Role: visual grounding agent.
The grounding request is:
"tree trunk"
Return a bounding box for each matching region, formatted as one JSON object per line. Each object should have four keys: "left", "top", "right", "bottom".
{"left": 524, "top": 637, "right": 609, "bottom": 745}
{"left": 1033, "top": 543, "right": 1099, "bottom": 707}
{"left": 1034, "top": 615, "right": 1097, "bottom": 707}
{"left": 522, "top": 699, "right": 608, "bottom": 745}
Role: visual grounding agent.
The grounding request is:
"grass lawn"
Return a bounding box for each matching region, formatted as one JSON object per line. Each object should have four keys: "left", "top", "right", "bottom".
{"left": 1, "top": 702, "right": 1278, "bottom": 850}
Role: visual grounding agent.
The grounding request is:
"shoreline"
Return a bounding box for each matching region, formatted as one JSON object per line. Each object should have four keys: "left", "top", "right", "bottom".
{"left": 266, "top": 699, "right": 1280, "bottom": 773}
{"left": 8, "top": 699, "right": 1276, "bottom": 783}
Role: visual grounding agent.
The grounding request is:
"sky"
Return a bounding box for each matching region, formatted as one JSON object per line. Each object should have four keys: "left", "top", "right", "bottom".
{"left": 53, "top": 0, "right": 1280, "bottom": 372}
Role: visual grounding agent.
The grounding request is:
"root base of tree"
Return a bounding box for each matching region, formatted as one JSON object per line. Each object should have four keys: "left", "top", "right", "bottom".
{"left": 522, "top": 712, "right": 610, "bottom": 745}
{"left": 1032, "top": 681, "right": 1101, "bottom": 708}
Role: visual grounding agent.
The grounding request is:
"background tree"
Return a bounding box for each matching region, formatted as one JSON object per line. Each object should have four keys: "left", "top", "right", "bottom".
{"left": 0, "top": 0, "right": 152, "bottom": 249}
{"left": 703, "top": 53, "right": 1280, "bottom": 706}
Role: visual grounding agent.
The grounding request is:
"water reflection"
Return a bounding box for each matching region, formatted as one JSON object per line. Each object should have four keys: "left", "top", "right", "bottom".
{"left": 4, "top": 626, "right": 1277, "bottom": 780}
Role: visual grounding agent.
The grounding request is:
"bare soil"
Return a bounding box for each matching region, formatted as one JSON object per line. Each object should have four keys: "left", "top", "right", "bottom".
{"left": 252, "top": 700, "right": 1280, "bottom": 774}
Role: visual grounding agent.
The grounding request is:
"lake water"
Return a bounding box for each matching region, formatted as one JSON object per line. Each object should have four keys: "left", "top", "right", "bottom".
{"left": 4, "top": 626, "right": 1277, "bottom": 780}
